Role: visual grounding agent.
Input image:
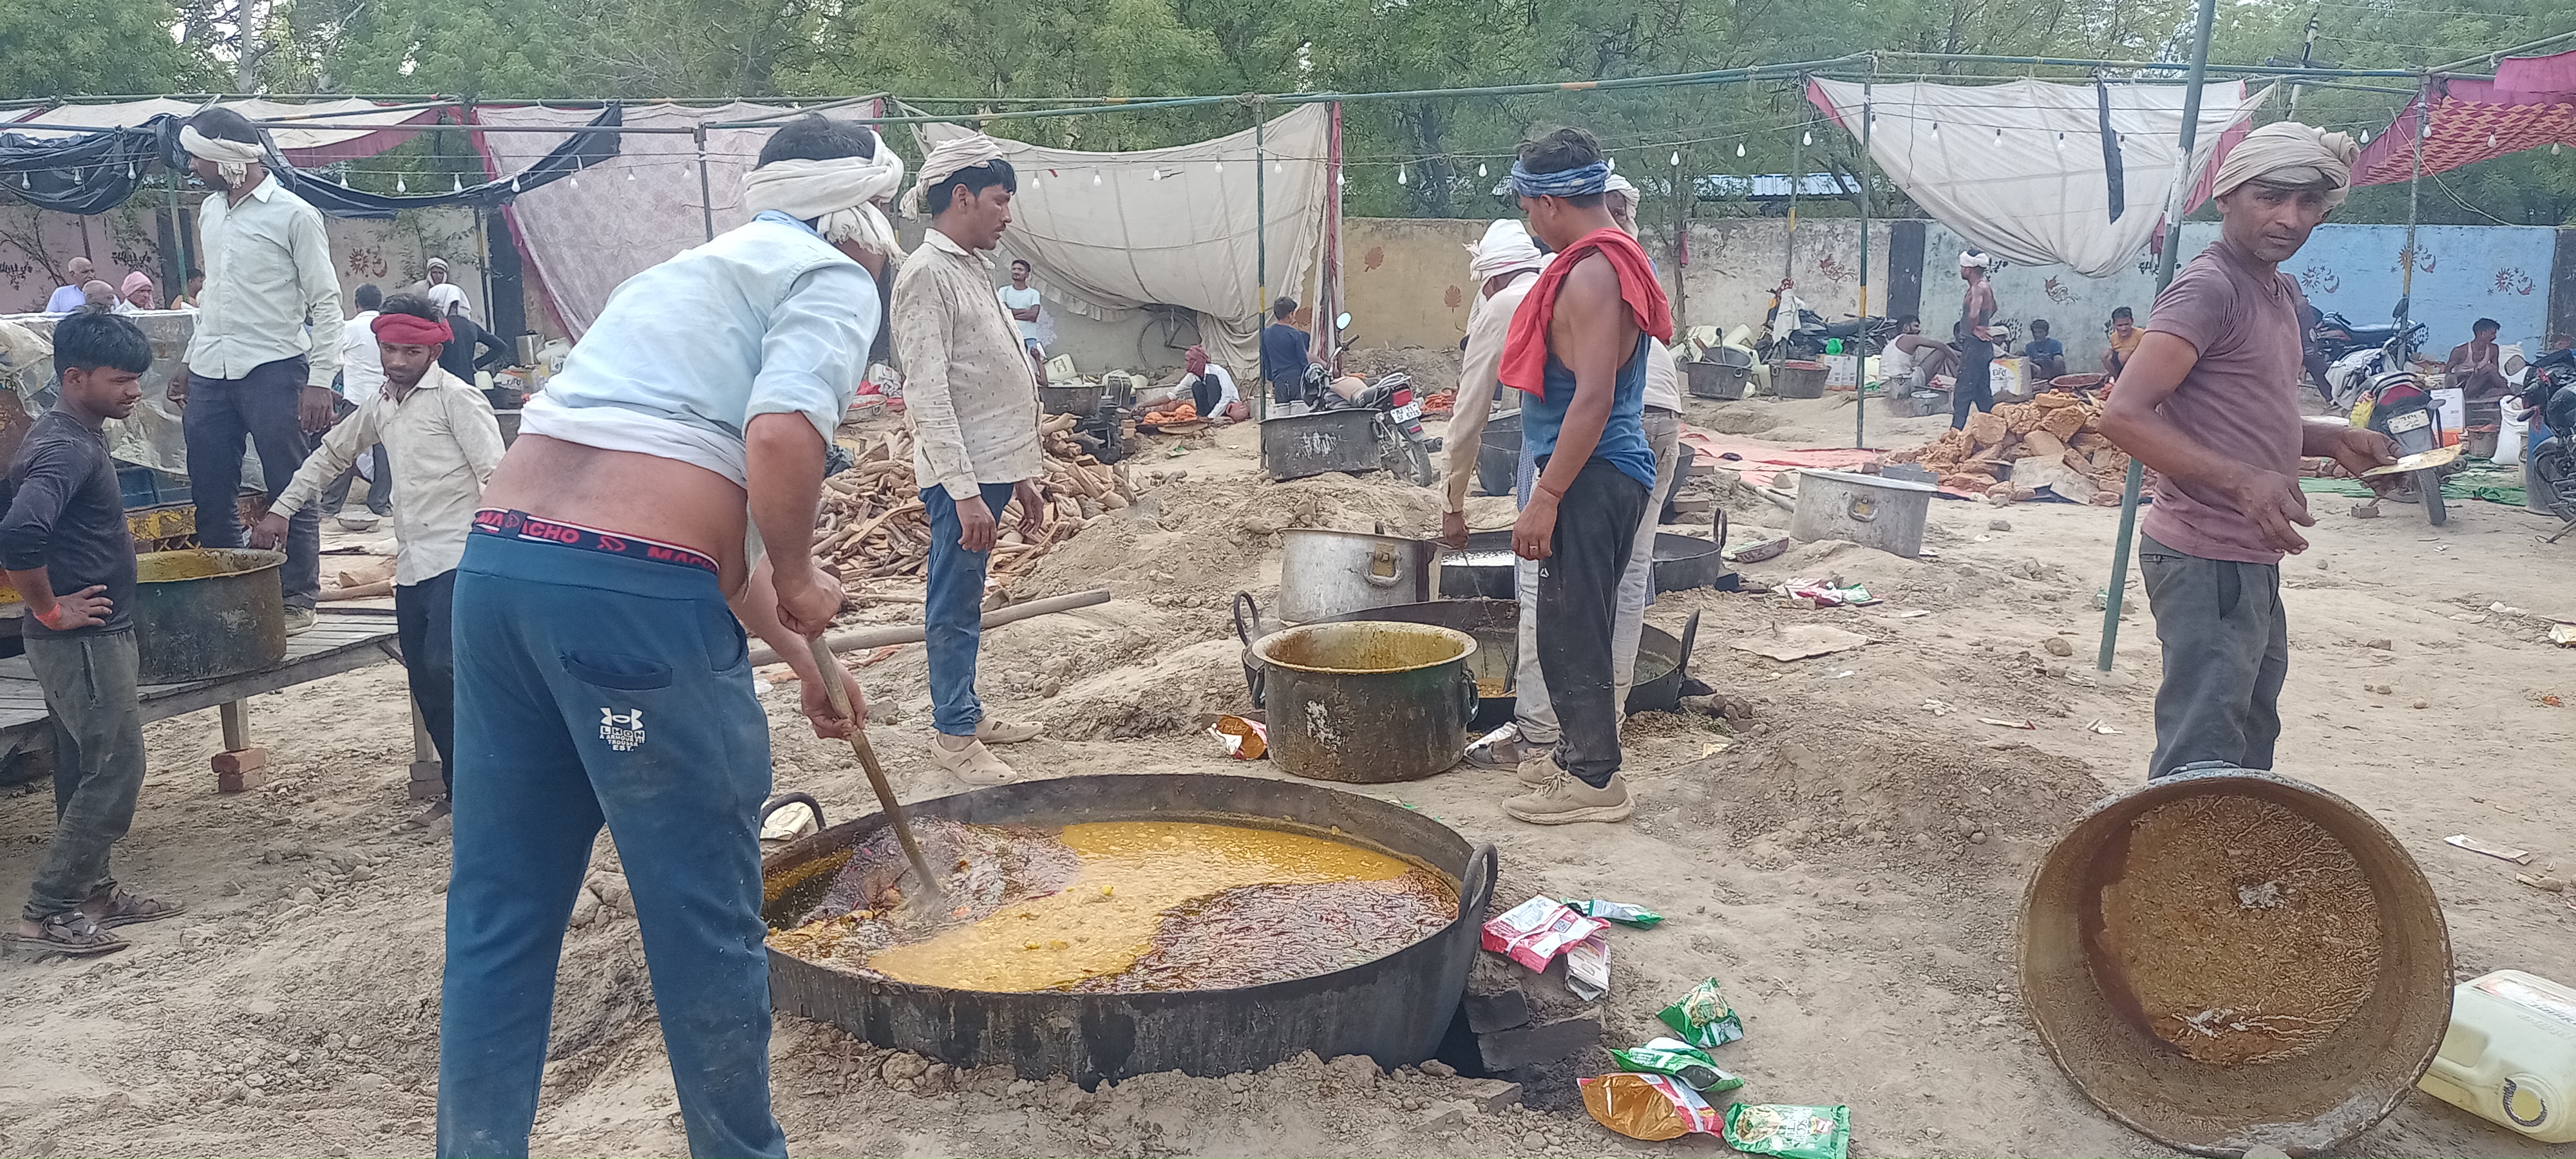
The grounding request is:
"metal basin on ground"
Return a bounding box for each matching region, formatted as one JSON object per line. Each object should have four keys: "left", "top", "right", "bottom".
{"left": 2020, "top": 766, "right": 2451, "bottom": 1156}
{"left": 759, "top": 773, "right": 1495, "bottom": 1086}
{"left": 133, "top": 547, "right": 287, "bottom": 683}
{"left": 1252, "top": 621, "right": 1477, "bottom": 783}
{"left": 1438, "top": 520, "right": 1729, "bottom": 599}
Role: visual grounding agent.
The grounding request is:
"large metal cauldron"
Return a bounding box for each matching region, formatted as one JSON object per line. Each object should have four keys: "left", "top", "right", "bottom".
{"left": 1293, "top": 598, "right": 1695, "bottom": 731}
{"left": 1437, "top": 516, "right": 1730, "bottom": 600}
{"left": 1252, "top": 621, "right": 1478, "bottom": 782}
{"left": 1276, "top": 528, "right": 1439, "bottom": 624}
{"left": 760, "top": 773, "right": 1496, "bottom": 1086}
{"left": 133, "top": 548, "right": 287, "bottom": 683}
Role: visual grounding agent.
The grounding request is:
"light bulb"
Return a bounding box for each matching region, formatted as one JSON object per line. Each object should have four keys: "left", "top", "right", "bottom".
{"left": 452, "top": 175, "right": 464, "bottom": 192}
{"left": 1736, "top": 142, "right": 1746, "bottom": 157}
{"left": 1993, "top": 127, "right": 2003, "bottom": 144}
{"left": 2056, "top": 133, "right": 2066, "bottom": 151}
{"left": 1397, "top": 165, "right": 1408, "bottom": 185}
{"left": 1929, "top": 123, "right": 1940, "bottom": 139}
{"left": 626, "top": 169, "right": 636, "bottom": 181}
{"left": 396, "top": 174, "right": 407, "bottom": 192}
{"left": 2360, "top": 129, "right": 2372, "bottom": 144}
{"left": 1671, "top": 151, "right": 1681, "bottom": 166}
{"left": 569, "top": 173, "right": 580, "bottom": 188}
{"left": 1213, "top": 162, "right": 1224, "bottom": 174}
{"left": 1606, "top": 157, "right": 1616, "bottom": 171}
{"left": 509, "top": 175, "right": 520, "bottom": 193}
{"left": 1093, "top": 173, "right": 1103, "bottom": 185}
{"left": 1336, "top": 172, "right": 1346, "bottom": 186}
{"left": 1477, "top": 162, "right": 1488, "bottom": 178}
{"left": 1273, "top": 161, "right": 1282, "bottom": 174}
{"left": 1801, "top": 130, "right": 1813, "bottom": 147}
{"left": 2487, "top": 131, "right": 2497, "bottom": 147}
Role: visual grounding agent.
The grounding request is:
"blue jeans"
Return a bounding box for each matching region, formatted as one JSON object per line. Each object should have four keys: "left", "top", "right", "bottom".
{"left": 437, "top": 532, "right": 784, "bottom": 1159}
{"left": 922, "top": 482, "right": 1016, "bottom": 737}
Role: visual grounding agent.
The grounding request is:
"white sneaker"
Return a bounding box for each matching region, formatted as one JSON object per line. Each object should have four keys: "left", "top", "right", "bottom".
{"left": 929, "top": 735, "right": 1018, "bottom": 786}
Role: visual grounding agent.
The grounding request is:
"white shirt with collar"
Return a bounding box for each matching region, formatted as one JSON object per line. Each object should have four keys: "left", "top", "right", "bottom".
{"left": 339, "top": 310, "right": 387, "bottom": 406}
{"left": 270, "top": 364, "right": 506, "bottom": 585}
{"left": 185, "top": 174, "right": 343, "bottom": 388}
{"left": 892, "top": 229, "right": 1044, "bottom": 500}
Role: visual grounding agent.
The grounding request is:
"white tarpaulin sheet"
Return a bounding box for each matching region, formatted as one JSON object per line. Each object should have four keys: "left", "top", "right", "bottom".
{"left": 1808, "top": 79, "right": 2269, "bottom": 278}
{"left": 10, "top": 98, "right": 440, "bottom": 167}
{"left": 919, "top": 106, "right": 1329, "bottom": 370}
{"left": 476, "top": 102, "right": 823, "bottom": 337}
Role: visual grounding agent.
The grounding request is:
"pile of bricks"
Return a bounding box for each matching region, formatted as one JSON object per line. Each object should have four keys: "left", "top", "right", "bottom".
{"left": 1435, "top": 932, "right": 1605, "bottom": 1112}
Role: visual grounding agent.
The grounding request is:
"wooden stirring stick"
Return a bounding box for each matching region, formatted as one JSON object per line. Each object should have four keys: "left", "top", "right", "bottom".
{"left": 805, "top": 636, "right": 945, "bottom": 906}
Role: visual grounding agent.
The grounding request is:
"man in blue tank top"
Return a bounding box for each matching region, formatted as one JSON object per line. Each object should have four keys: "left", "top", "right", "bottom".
{"left": 1499, "top": 127, "right": 1664, "bottom": 825}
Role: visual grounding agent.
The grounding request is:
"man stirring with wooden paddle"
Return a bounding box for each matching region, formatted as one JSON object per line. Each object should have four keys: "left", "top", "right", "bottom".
{"left": 435, "top": 114, "right": 902, "bottom": 1158}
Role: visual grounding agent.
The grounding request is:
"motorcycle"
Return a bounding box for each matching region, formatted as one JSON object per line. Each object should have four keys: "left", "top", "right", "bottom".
{"left": 2350, "top": 368, "right": 2453, "bottom": 525}
{"left": 1299, "top": 361, "right": 1439, "bottom": 487}
{"left": 1755, "top": 286, "right": 1900, "bottom": 365}
{"left": 2322, "top": 310, "right": 2429, "bottom": 413}
{"left": 2520, "top": 347, "right": 2576, "bottom": 531}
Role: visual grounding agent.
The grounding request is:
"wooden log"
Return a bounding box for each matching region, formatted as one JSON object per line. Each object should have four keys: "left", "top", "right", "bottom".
{"left": 747, "top": 589, "right": 1115, "bottom": 666}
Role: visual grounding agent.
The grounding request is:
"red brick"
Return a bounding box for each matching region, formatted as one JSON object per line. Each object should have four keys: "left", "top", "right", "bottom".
{"left": 214, "top": 748, "right": 269, "bottom": 793}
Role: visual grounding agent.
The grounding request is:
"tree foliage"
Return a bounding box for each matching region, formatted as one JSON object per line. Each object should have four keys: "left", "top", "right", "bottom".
{"left": 5, "top": 0, "right": 2571, "bottom": 225}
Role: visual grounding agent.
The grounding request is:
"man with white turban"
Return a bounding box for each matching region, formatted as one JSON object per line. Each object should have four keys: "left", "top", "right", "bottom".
{"left": 167, "top": 106, "right": 341, "bottom": 634}
{"left": 433, "top": 113, "right": 888, "bottom": 1159}
{"left": 2099, "top": 121, "right": 2398, "bottom": 782}
{"left": 891, "top": 133, "right": 1049, "bottom": 786}
{"left": 1953, "top": 249, "right": 1999, "bottom": 428}
{"left": 1443, "top": 220, "right": 1557, "bottom": 769}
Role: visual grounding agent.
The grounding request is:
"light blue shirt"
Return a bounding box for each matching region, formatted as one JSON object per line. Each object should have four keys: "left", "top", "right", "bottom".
{"left": 543, "top": 211, "right": 878, "bottom": 452}
{"left": 44, "top": 286, "right": 87, "bottom": 314}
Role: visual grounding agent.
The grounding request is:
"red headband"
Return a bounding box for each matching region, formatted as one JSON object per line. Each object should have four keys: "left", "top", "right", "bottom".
{"left": 372, "top": 312, "right": 453, "bottom": 346}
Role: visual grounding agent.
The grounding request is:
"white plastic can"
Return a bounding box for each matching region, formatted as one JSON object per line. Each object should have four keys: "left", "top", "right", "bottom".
{"left": 2418, "top": 969, "right": 2576, "bottom": 1143}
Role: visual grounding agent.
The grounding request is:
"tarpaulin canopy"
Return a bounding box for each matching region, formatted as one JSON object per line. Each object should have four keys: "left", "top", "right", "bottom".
{"left": 1808, "top": 78, "right": 2269, "bottom": 278}
{"left": 2351, "top": 48, "right": 2576, "bottom": 186}
{"left": 918, "top": 106, "right": 1331, "bottom": 370}
{"left": 0, "top": 118, "right": 165, "bottom": 214}
{"left": 475, "top": 101, "right": 829, "bottom": 338}
{"left": 275, "top": 104, "right": 621, "bottom": 220}
{"left": 9, "top": 97, "right": 443, "bottom": 167}
{"left": 1, "top": 106, "right": 621, "bottom": 220}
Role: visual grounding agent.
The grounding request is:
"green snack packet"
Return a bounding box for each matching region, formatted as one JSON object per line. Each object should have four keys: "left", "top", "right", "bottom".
{"left": 1607, "top": 1036, "right": 1744, "bottom": 1093}
{"left": 1564, "top": 898, "right": 1665, "bottom": 928}
{"left": 1722, "top": 1103, "right": 1850, "bottom": 1159}
{"left": 1658, "top": 977, "right": 1745, "bottom": 1048}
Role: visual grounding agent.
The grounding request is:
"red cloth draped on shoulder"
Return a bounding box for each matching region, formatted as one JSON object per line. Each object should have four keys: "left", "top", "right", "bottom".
{"left": 1497, "top": 227, "right": 1674, "bottom": 399}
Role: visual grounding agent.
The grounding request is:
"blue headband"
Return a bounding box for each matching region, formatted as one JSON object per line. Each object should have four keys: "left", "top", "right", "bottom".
{"left": 1509, "top": 159, "right": 1610, "bottom": 199}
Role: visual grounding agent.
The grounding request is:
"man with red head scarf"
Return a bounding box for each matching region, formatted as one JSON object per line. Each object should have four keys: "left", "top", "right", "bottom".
{"left": 252, "top": 292, "right": 506, "bottom": 806}
{"left": 1177, "top": 344, "right": 1240, "bottom": 420}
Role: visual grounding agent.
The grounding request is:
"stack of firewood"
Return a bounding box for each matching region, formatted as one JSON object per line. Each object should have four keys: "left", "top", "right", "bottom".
{"left": 1884, "top": 392, "right": 2134, "bottom": 505}
{"left": 813, "top": 413, "right": 1131, "bottom": 582}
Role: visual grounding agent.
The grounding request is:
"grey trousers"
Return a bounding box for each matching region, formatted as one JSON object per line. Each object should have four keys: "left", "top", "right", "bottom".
{"left": 2139, "top": 534, "right": 2286, "bottom": 779}
{"left": 21, "top": 630, "right": 148, "bottom": 922}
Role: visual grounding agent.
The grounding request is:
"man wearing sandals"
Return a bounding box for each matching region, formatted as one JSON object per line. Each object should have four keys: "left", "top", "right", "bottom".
{"left": 4, "top": 310, "right": 184, "bottom": 956}
{"left": 891, "top": 134, "right": 1048, "bottom": 786}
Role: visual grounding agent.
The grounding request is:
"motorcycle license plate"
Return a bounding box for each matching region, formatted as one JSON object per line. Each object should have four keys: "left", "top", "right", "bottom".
{"left": 1390, "top": 399, "right": 1424, "bottom": 422}
{"left": 2387, "top": 410, "right": 2430, "bottom": 434}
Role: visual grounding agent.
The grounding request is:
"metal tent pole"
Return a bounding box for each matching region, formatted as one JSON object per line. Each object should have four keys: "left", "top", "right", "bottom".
{"left": 2398, "top": 76, "right": 2427, "bottom": 335}
{"left": 1256, "top": 108, "right": 1268, "bottom": 319}
{"left": 1855, "top": 71, "right": 1874, "bottom": 451}
{"left": 696, "top": 123, "right": 716, "bottom": 241}
{"left": 2096, "top": 0, "right": 2218, "bottom": 674}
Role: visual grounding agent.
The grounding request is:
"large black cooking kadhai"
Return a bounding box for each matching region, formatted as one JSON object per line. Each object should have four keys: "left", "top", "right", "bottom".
{"left": 760, "top": 773, "right": 1495, "bottom": 1086}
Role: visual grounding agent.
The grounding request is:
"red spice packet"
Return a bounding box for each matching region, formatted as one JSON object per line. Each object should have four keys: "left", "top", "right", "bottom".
{"left": 1480, "top": 896, "right": 1609, "bottom": 972}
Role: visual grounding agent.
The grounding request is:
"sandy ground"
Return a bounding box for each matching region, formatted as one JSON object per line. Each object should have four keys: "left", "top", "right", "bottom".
{"left": 3, "top": 393, "right": 2573, "bottom": 1158}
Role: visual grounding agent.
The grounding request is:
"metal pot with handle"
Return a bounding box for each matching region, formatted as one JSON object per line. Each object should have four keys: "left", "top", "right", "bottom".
{"left": 1276, "top": 527, "right": 1439, "bottom": 624}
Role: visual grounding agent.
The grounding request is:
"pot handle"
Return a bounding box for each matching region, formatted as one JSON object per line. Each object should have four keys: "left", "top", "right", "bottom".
{"left": 759, "top": 792, "right": 825, "bottom": 836}
{"left": 1710, "top": 504, "right": 1729, "bottom": 555}
{"left": 1676, "top": 608, "right": 1701, "bottom": 679}
{"left": 1456, "top": 668, "right": 1481, "bottom": 725}
{"left": 1232, "top": 591, "right": 1269, "bottom": 647}
{"left": 1459, "top": 842, "right": 1499, "bottom": 923}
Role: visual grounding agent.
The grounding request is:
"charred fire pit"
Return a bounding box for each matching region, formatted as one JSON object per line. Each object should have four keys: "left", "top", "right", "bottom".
{"left": 761, "top": 773, "right": 1495, "bottom": 1086}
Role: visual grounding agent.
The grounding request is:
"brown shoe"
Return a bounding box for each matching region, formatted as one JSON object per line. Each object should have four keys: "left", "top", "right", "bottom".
{"left": 1503, "top": 769, "right": 1636, "bottom": 825}
{"left": 9, "top": 912, "right": 128, "bottom": 958}
{"left": 83, "top": 887, "right": 185, "bottom": 928}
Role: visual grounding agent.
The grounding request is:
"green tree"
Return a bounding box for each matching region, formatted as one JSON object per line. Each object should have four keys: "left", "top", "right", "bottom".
{"left": 0, "top": 0, "right": 216, "bottom": 100}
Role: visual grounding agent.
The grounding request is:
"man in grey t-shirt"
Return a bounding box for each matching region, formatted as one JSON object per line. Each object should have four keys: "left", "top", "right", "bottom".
{"left": 2098, "top": 122, "right": 2396, "bottom": 780}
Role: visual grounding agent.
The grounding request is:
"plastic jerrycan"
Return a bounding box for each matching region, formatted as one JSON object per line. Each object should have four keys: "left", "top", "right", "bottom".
{"left": 2417, "top": 970, "right": 2576, "bottom": 1142}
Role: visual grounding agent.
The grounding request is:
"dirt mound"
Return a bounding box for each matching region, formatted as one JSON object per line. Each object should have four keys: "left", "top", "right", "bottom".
{"left": 1343, "top": 344, "right": 1461, "bottom": 388}
{"left": 1011, "top": 470, "right": 1445, "bottom": 605}
{"left": 1041, "top": 639, "right": 1245, "bottom": 740}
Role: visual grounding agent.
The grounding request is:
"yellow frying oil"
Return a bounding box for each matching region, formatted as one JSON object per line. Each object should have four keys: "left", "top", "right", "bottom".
{"left": 136, "top": 550, "right": 245, "bottom": 582}
{"left": 864, "top": 821, "right": 1416, "bottom": 992}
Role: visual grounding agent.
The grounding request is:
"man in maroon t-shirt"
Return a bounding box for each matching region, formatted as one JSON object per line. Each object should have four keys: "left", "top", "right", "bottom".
{"left": 2099, "top": 122, "right": 2397, "bottom": 780}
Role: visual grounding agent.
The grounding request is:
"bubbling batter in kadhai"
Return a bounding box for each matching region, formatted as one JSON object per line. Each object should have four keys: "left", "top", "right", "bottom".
{"left": 768, "top": 820, "right": 1456, "bottom": 994}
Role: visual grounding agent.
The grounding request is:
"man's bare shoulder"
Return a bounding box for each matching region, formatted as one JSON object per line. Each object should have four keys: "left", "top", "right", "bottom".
{"left": 1560, "top": 251, "right": 1621, "bottom": 296}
